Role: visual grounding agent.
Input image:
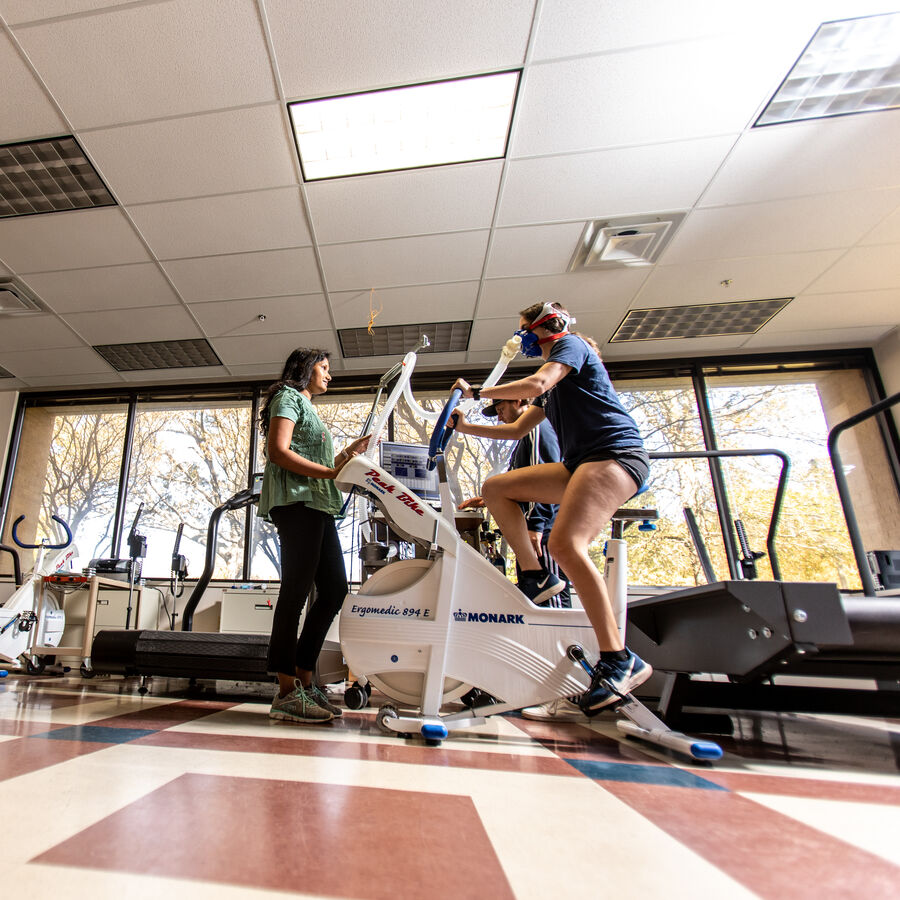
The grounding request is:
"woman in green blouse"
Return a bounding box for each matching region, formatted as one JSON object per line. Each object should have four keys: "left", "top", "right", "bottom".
{"left": 258, "top": 348, "right": 369, "bottom": 723}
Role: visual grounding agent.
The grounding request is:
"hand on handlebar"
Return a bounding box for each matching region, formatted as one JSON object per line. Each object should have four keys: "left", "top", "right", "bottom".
{"left": 333, "top": 433, "right": 372, "bottom": 476}
{"left": 452, "top": 377, "right": 473, "bottom": 398}
{"left": 450, "top": 409, "right": 469, "bottom": 433}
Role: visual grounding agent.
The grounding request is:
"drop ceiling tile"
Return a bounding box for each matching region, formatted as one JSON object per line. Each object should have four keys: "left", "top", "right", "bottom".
{"left": 0, "top": 208, "right": 149, "bottom": 272}
{"left": 342, "top": 350, "right": 464, "bottom": 373}
{"left": 61, "top": 305, "right": 202, "bottom": 344}
{"left": 478, "top": 270, "right": 649, "bottom": 320}
{"left": 79, "top": 105, "right": 298, "bottom": 205}
{"left": 0, "top": 345, "right": 112, "bottom": 377}
{"left": 764, "top": 290, "right": 900, "bottom": 331}
{"left": 486, "top": 223, "right": 585, "bottom": 278}
{"left": 859, "top": 203, "right": 900, "bottom": 246}
{"left": 22, "top": 372, "right": 123, "bottom": 388}
{"left": 22, "top": 263, "right": 180, "bottom": 313}
{"left": 0, "top": 1, "right": 138, "bottom": 24}
{"left": 602, "top": 334, "right": 751, "bottom": 359}
{"left": 636, "top": 250, "right": 842, "bottom": 307}
{"left": 128, "top": 188, "right": 311, "bottom": 260}
{"left": 330, "top": 282, "right": 479, "bottom": 329}
{"left": 265, "top": 0, "right": 534, "bottom": 98}
{"left": 701, "top": 113, "right": 900, "bottom": 206}
{"left": 119, "top": 365, "right": 229, "bottom": 383}
{"left": 498, "top": 137, "right": 734, "bottom": 226}
{"left": 512, "top": 38, "right": 784, "bottom": 157}
{"left": 663, "top": 189, "right": 900, "bottom": 263}
{"left": 805, "top": 245, "right": 900, "bottom": 295}
{"left": 532, "top": 0, "right": 760, "bottom": 60}
{"left": 163, "top": 248, "right": 322, "bottom": 303}
{"left": 307, "top": 162, "right": 502, "bottom": 244}
{"left": 211, "top": 330, "right": 340, "bottom": 367}
{"left": 743, "top": 325, "right": 893, "bottom": 350}
{"left": 189, "top": 294, "right": 331, "bottom": 337}
{"left": 320, "top": 231, "right": 489, "bottom": 292}
{"left": 467, "top": 316, "right": 526, "bottom": 353}
{"left": 0, "top": 378, "right": 26, "bottom": 391}
{"left": 12, "top": 0, "right": 276, "bottom": 129}
{"left": 0, "top": 30, "right": 67, "bottom": 142}
{"left": 0, "top": 313, "right": 81, "bottom": 351}
{"left": 227, "top": 362, "right": 281, "bottom": 379}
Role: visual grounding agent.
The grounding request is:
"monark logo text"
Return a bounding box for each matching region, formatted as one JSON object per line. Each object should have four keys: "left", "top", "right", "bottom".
{"left": 453, "top": 609, "right": 526, "bottom": 624}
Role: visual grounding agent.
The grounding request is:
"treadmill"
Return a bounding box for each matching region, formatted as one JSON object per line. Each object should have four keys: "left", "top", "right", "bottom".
{"left": 629, "top": 392, "right": 900, "bottom": 727}
{"left": 90, "top": 477, "right": 345, "bottom": 689}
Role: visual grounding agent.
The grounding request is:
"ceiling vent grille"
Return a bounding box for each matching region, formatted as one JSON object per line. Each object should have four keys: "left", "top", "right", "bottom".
{"left": 569, "top": 213, "right": 686, "bottom": 270}
{"left": 93, "top": 338, "right": 222, "bottom": 371}
{"left": 610, "top": 298, "right": 792, "bottom": 342}
{"left": 0, "top": 136, "right": 115, "bottom": 218}
{"left": 0, "top": 278, "right": 46, "bottom": 316}
{"left": 339, "top": 321, "right": 471, "bottom": 358}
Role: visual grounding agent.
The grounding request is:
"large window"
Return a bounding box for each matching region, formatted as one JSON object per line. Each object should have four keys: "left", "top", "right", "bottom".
{"left": 3, "top": 403, "right": 127, "bottom": 572}
{"left": 124, "top": 401, "right": 253, "bottom": 580}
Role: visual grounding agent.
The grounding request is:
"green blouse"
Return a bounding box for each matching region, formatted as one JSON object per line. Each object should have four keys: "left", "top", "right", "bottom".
{"left": 257, "top": 386, "right": 344, "bottom": 519}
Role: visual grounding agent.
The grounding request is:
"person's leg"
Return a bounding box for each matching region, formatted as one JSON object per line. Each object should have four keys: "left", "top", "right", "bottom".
{"left": 546, "top": 460, "right": 637, "bottom": 649}
{"left": 295, "top": 513, "right": 347, "bottom": 678}
{"left": 540, "top": 529, "right": 571, "bottom": 608}
{"left": 481, "top": 462, "right": 569, "bottom": 570}
{"left": 267, "top": 503, "right": 325, "bottom": 697}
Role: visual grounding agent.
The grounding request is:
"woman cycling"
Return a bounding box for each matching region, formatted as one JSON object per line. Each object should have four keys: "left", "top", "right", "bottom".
{"left": 451, "top": 302, "right": 651, "bottom": 711}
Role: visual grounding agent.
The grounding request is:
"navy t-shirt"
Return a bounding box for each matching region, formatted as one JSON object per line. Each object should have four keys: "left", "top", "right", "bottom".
{"left": 535, "top": 334, "right": 643, "bottom": 464}
{"left": 511, "top": 420, "right": 560, "bottom": 532}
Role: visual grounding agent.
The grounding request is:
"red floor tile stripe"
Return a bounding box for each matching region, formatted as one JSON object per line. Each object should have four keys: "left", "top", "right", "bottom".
{"left": 88, "top": 698, "right": 239, "bottom": 730}
{"left": 0, "top": 737, "right": 108, "bottom": 782}
{"left": 133, "top": 727, "right": 580, "bottom": 775}
{"left": 601, "top": 780, "right": 900, "bottom": 899}
{"left": 34, "top": 773, "right": 516, "bottom": 899}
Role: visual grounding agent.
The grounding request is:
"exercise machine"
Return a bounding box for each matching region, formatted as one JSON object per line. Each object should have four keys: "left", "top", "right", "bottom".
{"left": 624, "top": 397, "right": 900, "bottom": 728}
{"left": 0, "top": 515, "right": 72, "bottom": 673}
{"left": 336, "top": 390, "right": 722, "bottom": 759}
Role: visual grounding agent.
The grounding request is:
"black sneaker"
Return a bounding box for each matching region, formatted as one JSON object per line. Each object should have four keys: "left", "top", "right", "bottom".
{"left": 517, "top": 569, "right": 564, "bottom": 604}
{"left": 579, "top": 649, "right": 652, "bottom": 711}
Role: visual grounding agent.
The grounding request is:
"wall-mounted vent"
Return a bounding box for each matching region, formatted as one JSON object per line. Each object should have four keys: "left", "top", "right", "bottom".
{"left": 0, "top": 136, "right": 115, "bottom": 218}
{"left": 569, "top": 212, "right": 686, "bottom": 270}
{"left": 610, "top": 298, "right": 792, "bottom": 342}
{"left": 339, "top": 321, "right": 471, "bottom": 358}
{"left": 93, "top": 338, "right": 222, "bottom": 371}
{"left": 0, "top": 278, "right": 46, "bottom": 316}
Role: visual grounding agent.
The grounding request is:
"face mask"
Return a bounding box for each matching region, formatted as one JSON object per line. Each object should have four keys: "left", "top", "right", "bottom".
{"left": 515, "top": 328, "right": 543, "bottom": 357}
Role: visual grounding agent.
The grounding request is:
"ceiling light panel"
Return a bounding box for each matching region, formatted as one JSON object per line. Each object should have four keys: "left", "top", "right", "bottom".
{"left": 611, "top": 298, "right": 791, "bottom": 342}
{"left": 290, "top": 71, "right": 520, "bottom": 181}
{"left": 339, "top": 321, "right": 471, "bottom": 358}
{"left": 93, "top": 339, "right": 222, "bottom": 372}
{"left": 757, "top": 13, "right": 900, "bottom": 126}
{"left": 0, "top": 137, "right": 115, "bottom": 218}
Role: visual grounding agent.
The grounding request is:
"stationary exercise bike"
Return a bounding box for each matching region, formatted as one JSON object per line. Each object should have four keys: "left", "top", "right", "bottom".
{"left": 0, "top": 515, "right": 73, "bottom": 674}
{"left": 336, "top": 391, "right": 722, "bottom": 760}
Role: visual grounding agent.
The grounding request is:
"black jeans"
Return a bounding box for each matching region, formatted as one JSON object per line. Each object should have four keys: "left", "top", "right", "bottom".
{"left": 266, "top": 502, "right": 347, "bottom": 675}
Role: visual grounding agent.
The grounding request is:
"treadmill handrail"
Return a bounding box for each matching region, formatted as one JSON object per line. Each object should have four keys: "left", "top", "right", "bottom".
{"left": 181, "top": 484, "right": 262, "bottom": 631}
{"left": 648, "top": 449, "right": 790, "bottom": 581}
{"left": 827, "top": 391, "right": 900, "bottom": 596}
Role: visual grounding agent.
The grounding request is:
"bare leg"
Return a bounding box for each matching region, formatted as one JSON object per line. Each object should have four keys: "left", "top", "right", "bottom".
{"left": 547, "top": 460, "right": 639, "bottom": 650}
{"left": 481, "top": 463, "right": 570, "bottom": 571}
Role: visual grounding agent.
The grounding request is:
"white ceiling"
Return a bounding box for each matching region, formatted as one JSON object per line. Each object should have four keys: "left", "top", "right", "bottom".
{"left": 0, "top": 0, "right": 898, "bottom": 391}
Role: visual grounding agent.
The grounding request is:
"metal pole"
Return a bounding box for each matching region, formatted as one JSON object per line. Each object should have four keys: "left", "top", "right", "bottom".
{"left": 111, "top": 395, "right": 137, "bottom": 557}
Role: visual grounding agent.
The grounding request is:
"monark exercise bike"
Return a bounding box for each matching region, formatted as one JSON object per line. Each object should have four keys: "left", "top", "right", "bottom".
{"left": 336, "top": 390, "right": 722, "bottom": 760}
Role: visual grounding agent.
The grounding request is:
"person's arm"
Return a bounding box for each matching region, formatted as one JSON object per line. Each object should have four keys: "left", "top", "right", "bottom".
{"left": 453, "top": 404, "right": 545, "bottom": 440}
{"left": 268, "top": 419, "right": 369, "bottom": 480}
{"left": 452, "top": 360, "right": 572, "bottom": 404}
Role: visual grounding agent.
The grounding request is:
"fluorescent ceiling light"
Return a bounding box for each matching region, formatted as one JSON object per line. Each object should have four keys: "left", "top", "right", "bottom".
{"left": 339, "top": 321, "right": 471, "bottom": 358}
{"left": 289, "top": 71, "right": 520, "bottom": 180}
{"left": 757, "top": 12, "right": 900, "bottom": 126}
{"left": 94, "top": 339, "right": 222, "bottom": 371}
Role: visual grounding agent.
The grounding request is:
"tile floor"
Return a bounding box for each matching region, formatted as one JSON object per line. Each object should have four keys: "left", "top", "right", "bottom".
{"left": 1, "top": 673, "right": 898, "bottom": 899}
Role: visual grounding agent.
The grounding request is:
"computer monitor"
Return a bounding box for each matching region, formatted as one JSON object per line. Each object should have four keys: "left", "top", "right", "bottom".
{"left": 378, "top": 442, "right": 441, "bottom": 503}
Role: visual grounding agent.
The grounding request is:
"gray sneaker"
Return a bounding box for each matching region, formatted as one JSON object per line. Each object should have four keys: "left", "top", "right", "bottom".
{"left": 308, "top": 683, "right": 343, "bottom": 718}
{"left": 520, "top": 698, "right": 586, "bottom": 721}
{"left": 270, "top": 682, "right": 333, "bottom": 723}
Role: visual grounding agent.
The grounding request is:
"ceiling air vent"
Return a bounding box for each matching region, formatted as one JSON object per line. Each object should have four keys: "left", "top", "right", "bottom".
{"left": 610, "top": 298, "right": 792, "bottom": 342}
{"left": 0, "top": 278, "right": 46, "bottom": 316}
{"left": 569, "top": 212, "right": 686, "bottom": 270}
{"left": 339, "top": 321, "right": 471, "bottom": 358}
{"left": 93, "top": 338, "right": 222, "bottom": 371}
